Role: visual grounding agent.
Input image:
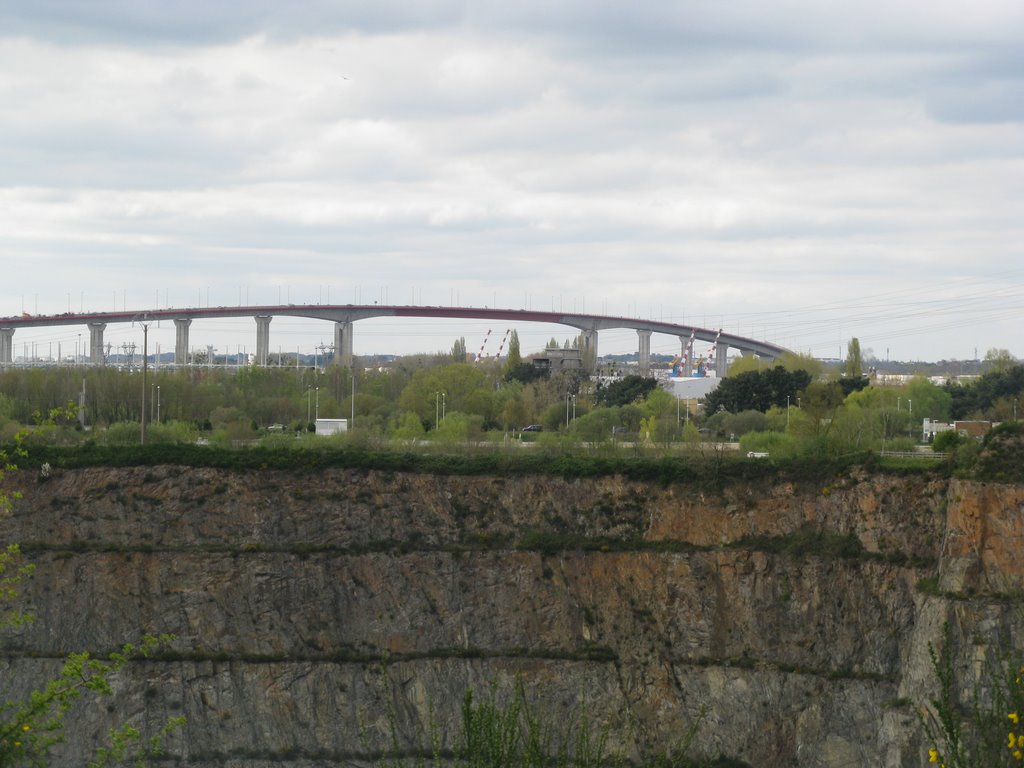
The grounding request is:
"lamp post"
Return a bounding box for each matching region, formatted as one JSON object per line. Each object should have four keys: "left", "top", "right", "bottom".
{"left": 565, "top": 393, "right": 576, "bottom": 426}
{"left": 435, "top": 391, "right": 446, "bottom": 427}
{"left": 139, "top": 321, "right": 149, "bottom": 445}
{"left": 315, "top": 387, "right": 320, "bottom": 420}
{"left": 306, "top": 387, "right": 312, "bottom": 424}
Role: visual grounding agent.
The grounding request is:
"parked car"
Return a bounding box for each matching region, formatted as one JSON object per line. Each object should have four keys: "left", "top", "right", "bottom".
{"left": 521, "top": 424, "right": 543, "bottom": 432}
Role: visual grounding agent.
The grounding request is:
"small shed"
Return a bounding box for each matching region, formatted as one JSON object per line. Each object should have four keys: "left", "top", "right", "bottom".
{"left": 315, "top": 418, "right": 349, "bottom": 436}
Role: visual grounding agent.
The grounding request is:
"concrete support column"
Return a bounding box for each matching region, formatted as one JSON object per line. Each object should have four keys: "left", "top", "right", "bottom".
{"left": 581, "top": 329, "right": 598, "bottom": 374}
{"left": 0, "top": 328, "right": 13, "bottom": 364}
{"left": 679, "top": 335, "right": 694, "bottom": 373}
{"left": 173, "top": 319, "right": 191, "bottom": 366}
{"left": 716, "top": 344, "right": 729, "bottom": 377}
{"left": 88, "top": 323, "right": 106, "bottom": 365}
{"left": 637, "top": 329, "right": 652, "bottom": 377}
{"left": 333, "top": 321, "right": 353, "bottom": 368}
{"left": 255, "top": 315, "right": 272, "bottom": 367}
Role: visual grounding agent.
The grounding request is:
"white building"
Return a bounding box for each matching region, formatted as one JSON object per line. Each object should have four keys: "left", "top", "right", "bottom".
{"left": 315, "top": 418, "right": 349, "bottom": 436}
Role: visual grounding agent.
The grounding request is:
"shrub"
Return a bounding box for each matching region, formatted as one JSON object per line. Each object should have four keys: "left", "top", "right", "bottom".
{"left": 932, "top": 430, "right": 964, "bottom": 453}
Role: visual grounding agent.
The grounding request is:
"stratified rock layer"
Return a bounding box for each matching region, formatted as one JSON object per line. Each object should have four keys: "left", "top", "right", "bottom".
{"left": 1, "top": 465, "right": 1021, "bottom": 767}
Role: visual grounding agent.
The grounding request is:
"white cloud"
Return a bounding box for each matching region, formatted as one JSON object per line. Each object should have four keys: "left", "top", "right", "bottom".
{"left": 0, "top": 1, "right": 1022, "bottom": 360}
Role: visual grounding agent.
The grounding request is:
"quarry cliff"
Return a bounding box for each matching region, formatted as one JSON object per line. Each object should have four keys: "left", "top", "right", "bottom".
{"left": 1, "top": 458, "right": 1022, "bottom": 767}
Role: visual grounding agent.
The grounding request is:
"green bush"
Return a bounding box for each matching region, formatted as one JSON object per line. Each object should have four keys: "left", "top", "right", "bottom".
{"left": 932, "top": 430, "right": 964, "bottom": 453}
{"left": 738, "top": 431, "right": 797, "bottom": 459}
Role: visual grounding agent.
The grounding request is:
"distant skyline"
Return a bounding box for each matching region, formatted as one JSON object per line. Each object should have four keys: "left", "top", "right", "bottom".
{"left": 2, "top": 1, "right": 1022, "bottom": 362}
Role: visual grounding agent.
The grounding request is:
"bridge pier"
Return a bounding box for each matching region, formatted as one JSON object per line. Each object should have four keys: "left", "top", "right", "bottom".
{"left": 716, "top": 344, "right": 729, "bottom": 377}
{"left": 679, "top": 335, "right": 694, "bottom": 374}
{"left": 174, "top": 319, "right": 191, "bottom": 365}
{"left": 333, "top": 321, "right": 353, "bottom": 368}
{"left": 581, "top": 329, "right": 598, "bottom": 374}
{"left": 637, "top": 329, "right": 652, "bottom": 377}
{"left": 88, "top": 323, "right": 106, "bottom": 365}
{"left": 0, "top": 328, "right": 13, "bottom": 364}
{"left": 255, "top": 316, "right": 272, "bottom": 366}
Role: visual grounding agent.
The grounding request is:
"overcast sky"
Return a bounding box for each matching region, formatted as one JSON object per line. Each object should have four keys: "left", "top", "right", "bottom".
{"left": 2, "top": 0, "right": 1022, "bottom": 363}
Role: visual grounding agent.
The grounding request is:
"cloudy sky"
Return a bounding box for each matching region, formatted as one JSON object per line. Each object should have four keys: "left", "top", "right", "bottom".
{"left": 2, "top": 0, "right": 1022, "bottom": 363}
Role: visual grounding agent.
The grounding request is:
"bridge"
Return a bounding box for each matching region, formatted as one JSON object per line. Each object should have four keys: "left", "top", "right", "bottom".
{"left": 0, "top": 305, "right": 789, "bottom": 376}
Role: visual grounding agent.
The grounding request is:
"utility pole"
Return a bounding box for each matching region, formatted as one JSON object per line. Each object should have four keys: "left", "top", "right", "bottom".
{"left": 140, "top": 321, "right": 149, "bottom": 445}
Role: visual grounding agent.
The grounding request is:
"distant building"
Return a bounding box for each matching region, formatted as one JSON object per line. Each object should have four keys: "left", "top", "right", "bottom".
{"left": 315, "top": 418, "right": 348, "bottom": 436}
{"left": 922, "top": 418, "right": 996, "bottom": 442}
{"left": 531, "top": 348, "right": 583, "bottom": 372}
{"left": 664, "top": 377, "right": 721, "bottom": 400}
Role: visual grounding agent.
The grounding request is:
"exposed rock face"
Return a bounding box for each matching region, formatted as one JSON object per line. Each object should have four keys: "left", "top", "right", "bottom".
{"left": 0, "top": 465, "right": 1021, "bottom": 766}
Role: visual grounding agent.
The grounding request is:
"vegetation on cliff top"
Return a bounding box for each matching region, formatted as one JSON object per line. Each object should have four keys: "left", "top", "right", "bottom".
{"left": 10, "top": 441, "right": 888, "bottom": 487}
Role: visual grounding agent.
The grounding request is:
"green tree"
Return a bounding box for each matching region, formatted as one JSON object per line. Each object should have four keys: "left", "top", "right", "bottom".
{"left": 796, "top": 381, "right": 846, "bottom": 438}
{"left": 828, "top": 401, "right": 884, "bottom": 451}
{"left": 643, "top": 387, "right": 676, "bottom": 419}
{"left": 503, "top": 330, "right": 522, "bottom": 373}
{"left": 398, "top": 363, "right": 496, "bottom": 428}
{"left": 984, "top": 347, "right": 1015, "bottom": 373}
{"left": 946, "top": 365, "right": 1024, "bottom": 419}
{"left": 451, "top": 337, "right": 468, "bottom": 362}
{"left": 571, "top": 408, "right": 618, "bottom": 443}
{"left": 595, "top": 376, "right": 657, "bottom": 407}
{"left": 845, "top": 337, "right": 864, "bottom": 378}
{"left": 774, "top": 351, "right": 824, "bottom": 377}
{"left": 433, "top": 411, "right": 484, "bottom": 442}
{"left": 721, "top": 410, "right": 767, "bottom": 438}
{"left": 932, "top": 429, "right": 963, "bottom": 452}
{"left": 726, "top": 355, "right": 764, "bottom": 376}
{"left": 906, "top": 377, "right": 953, "bottom": 420}
{"left": 501, "top": 397, "right": 527, "bottom": 432}
{"left": 390, "top": 411, "right": 426, "bottom": 440}
{"left": 702, "top": 367, "right": 812, "bottom": 414}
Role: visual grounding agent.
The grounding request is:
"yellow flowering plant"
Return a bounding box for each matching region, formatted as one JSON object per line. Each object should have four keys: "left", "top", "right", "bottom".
{"left": 923, "top": 624, "right": 1024, "bottom": 767}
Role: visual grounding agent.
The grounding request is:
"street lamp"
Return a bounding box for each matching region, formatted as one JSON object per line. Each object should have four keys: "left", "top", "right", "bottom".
{"left": 315, "top": 387, "right": 320, "bottom": 420}
{"left": 307, "top": 386, "right": 313, "bottom": 423}
{"left": 139, "top": 321, "right": 149, "bottom": 445}
{"left": 565, "top": 393, "right": 576, "bottom": 426}
{"left": 435, "top": 391, "right": 446, "bottom": 426}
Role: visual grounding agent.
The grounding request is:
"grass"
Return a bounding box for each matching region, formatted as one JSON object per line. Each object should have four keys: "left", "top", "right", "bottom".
{"left": 353, "top": 672, "right": 750, "bottom": 768}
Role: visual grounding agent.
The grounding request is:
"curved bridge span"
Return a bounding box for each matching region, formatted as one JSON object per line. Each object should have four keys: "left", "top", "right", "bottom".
{"left": 0, "top": 305, "right": 789, "bottom": 376}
